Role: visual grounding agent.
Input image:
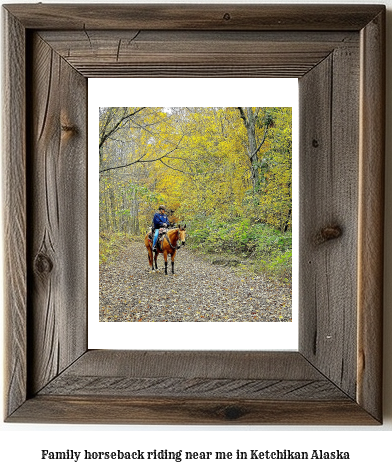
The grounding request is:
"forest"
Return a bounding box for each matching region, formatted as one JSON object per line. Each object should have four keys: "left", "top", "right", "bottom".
{"left": 99, "top": 106, "right": 292, "bottom": 283}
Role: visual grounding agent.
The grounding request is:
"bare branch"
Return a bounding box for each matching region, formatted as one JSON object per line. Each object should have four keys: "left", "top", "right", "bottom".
{"left": 99, "top": 107, "right": 146, "bottom": 150}
{"left": 99, "top": 135, "right": 185, "bottom": 174}
{"left": 99, "top": 153, "right": 148, "bottom": 173}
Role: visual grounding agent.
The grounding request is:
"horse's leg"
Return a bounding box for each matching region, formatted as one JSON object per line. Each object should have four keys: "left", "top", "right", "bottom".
{"left": 145, "top": 240, "right": 152, "bottom": 271}
{"left": 154, "top": 250, "right": 158, "bottom": 270}
{"left": 148, "top": 247, "right": 154, "bottom": 271}
{"left": 163, "top": 250, "right": 168, "bottom": 275}
{"left": 171, "top": 251, "right": 176, "bottom": 274}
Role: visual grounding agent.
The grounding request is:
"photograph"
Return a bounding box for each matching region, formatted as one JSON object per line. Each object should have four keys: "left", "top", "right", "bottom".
{"left": 99, "top": 107, "right": 292, "bottom": 322}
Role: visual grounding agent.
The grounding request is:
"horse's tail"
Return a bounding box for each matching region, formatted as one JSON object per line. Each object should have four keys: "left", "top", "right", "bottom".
{"left": 145, "top": 233, "right": 152, "bottom": 249}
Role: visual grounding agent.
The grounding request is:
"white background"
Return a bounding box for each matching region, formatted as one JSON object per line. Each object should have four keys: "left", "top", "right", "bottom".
{"left": 1, "top": 0, "right": 391, "bottom": 473}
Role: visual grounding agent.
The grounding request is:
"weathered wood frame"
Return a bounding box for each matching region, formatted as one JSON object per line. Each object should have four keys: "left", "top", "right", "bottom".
{"left": 3, "top": 4, "right": 385, "bottom": 424}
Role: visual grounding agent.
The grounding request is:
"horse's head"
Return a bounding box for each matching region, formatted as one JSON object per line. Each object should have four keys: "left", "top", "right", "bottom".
{"left": 178, "top": 224, "right": 186, "bottom": 246}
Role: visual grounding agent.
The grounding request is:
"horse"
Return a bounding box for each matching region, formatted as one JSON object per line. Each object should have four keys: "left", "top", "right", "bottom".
{"left": 144, "top": 225, "right": 186, "bottom": 275}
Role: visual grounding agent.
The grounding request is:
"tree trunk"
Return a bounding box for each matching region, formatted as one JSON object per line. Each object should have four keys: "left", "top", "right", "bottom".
{"left": 245, "top": 108, "right": 260, "bottom": 192}
{"left": 237, "top": 107, "right": 272, "bottom": 194}
{"left": 109, "top": 188, "right": 117, "bottom": 232}
{"left": 238, "top": 107, "right": 260, "bottom": 193}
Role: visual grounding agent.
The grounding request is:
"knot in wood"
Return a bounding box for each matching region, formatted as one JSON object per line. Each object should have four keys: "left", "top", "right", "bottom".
{"left": 223, "top": 13, "right": 231, "bottom": 21}
{"left": 312, "top": 139, "right": 319, "bottom": 148}
{"left": 315, "top": 225, "right": 342, "bottom": 245}
{"left": 34, "top": 252, "right": 53, "bottom": 274}
{"left": 223, "top": 405, "right": 244, "bottom": 420}
{"left": 61, "top": 124, "right": 77, "bottom": 134}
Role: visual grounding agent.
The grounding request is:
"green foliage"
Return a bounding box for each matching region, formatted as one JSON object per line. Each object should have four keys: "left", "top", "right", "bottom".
{"left": 99, "top": 232, "right": 135, "bottom": 265}
{"left": 187, "top": 217, "right": 292, "bottom": 282}
{"left": 259, "top": 108, "right": 292, "bottom": 231}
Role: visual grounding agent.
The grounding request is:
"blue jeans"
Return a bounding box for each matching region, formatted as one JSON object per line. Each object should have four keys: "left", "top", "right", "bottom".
{"left": 153, "top": 229, "right": 159, "bottom": 248}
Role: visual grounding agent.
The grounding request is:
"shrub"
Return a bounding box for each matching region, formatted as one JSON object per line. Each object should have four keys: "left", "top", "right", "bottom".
{"left": 99, "top": 232, "right": 134, "bottom": 265}
{"left": 186, "top": 217, "right": 292, "bottom": 282}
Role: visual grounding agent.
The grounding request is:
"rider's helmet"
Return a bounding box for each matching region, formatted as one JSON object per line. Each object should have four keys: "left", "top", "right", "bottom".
{"left": 158, "top": 205, "right": 166, "bottom": 211}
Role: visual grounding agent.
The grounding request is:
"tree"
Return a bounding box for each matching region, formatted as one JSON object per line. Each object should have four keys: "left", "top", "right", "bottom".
{"left": 99, "top": 107, "right": 184, "bottom": 174}
{"left": 237, "top": 107, "right": 275, "bottom": 194}
{"left": 152, "top": 107, "right": 247, "bottom": 222}
{"left": 257, "top": 108, "right": 292, "bottom": 231}
{"left": 99, "top": 106, "right": 292, "bottom": 237}
{"left": 99, "top": 107, "right": 145, "bottom": 166}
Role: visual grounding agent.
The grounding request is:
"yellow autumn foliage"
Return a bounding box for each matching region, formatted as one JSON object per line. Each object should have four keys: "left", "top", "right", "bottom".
{"left": 99, "top": 106, "right": 292, "bottom": 234}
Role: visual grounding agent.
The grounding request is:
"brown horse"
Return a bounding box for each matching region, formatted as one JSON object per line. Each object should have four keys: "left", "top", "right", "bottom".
{"left": 144, "top": 225, "right": 186, "bottom": 274}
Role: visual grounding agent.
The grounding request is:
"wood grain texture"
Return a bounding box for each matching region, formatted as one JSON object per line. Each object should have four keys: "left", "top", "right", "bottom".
{"left": 9, "top": 351, "right": 377, "bottom": 424}
{"left": 39, "top": 30, "right": 358, "bottom": 78}
{"left": 2, "top": 10, "right": 27, "bottom": 419}
{"left": 37, "top": 351, "right": 346, "bottom": 400}
{"left": 9, "top": 396, "right": 379, "bottom": 425}
{"left": 2, "top": 4, "right": 385, "bottom": 425}
{"left": 4, "top": 4, "right": 384, "bottom": 31}
{"left": 299, "top": 41, "right": 360, "bottom": 399}
{"left": 357, "top": 9, "right": 385, "bottom": 422}
{"left": 39, "top": 376, "right": 347, "bottom": 400}
{"left": 27, "top": 33, "right": 87, "bottom": 395}
{"left": 59, "top": 350, "right": 326, "bottom": 379}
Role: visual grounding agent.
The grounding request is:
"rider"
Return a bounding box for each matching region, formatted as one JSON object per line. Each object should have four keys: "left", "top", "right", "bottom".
{"left": 152, "top": 205, "right": 170, "bottom": 251}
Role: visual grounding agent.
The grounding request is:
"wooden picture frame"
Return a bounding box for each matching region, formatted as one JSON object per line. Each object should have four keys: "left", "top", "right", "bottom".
{"left": 3, "top": 4, "right": 385, "bottom": 424}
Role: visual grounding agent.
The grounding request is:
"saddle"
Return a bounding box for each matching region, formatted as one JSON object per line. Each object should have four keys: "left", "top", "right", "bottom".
{"left": 148, "top": 227, "right": 168, "bottom": 251}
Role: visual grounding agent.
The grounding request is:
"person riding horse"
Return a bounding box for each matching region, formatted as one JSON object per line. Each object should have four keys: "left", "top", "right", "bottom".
{"left": 152, "top": 205, "right": 170, "bottom": 251}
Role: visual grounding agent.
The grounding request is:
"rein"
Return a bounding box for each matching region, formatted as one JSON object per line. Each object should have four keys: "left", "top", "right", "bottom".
{"left": 165, "top": 229, "right": 180, "bottom": 250}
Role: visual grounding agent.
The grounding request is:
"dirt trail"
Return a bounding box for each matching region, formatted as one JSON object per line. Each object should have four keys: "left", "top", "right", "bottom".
{"left": 99, "top": 241, "right": 292, "bottom": 322}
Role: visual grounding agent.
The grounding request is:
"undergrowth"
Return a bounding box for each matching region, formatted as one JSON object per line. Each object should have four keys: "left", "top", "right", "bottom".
{"left": 99, "top": 220, "right": 292, "bottom": 284}
{"left": 99, "top": 232, "right": 139, "bottom": 265}
{"left": 187, "top": 217, "right": 292, "bottom": 283}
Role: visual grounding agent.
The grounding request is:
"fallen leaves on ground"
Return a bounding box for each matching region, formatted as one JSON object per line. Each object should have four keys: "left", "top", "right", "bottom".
{"left": 99, "top": 241, "right": 292, "bottom": 322}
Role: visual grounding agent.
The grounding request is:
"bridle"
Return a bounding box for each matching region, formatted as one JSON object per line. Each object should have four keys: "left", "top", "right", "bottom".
{"left": 165, "top": 228, "right": 184, "bottom": 251}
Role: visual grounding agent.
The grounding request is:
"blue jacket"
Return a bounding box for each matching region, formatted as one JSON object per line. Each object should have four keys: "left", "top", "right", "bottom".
{"left": 153, "top": 212, "right": 169, "bottom": 229}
